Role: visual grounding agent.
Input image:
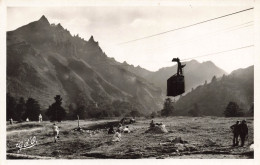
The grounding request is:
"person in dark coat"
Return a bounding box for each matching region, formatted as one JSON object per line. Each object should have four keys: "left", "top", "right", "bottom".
{"left": 150, "top": 120, "right": 155, "bottom": 128}
{"left": 230, "top": 121, "right": 240, "bottom": 146}
{"left": 172, "top": 58, "right": 185, "bottom": 76}
{"left": 239, "top": 120, "right": 248, "bottom": 147}
{"left": 108, "top": 125, "right": 115, "bottom": 134}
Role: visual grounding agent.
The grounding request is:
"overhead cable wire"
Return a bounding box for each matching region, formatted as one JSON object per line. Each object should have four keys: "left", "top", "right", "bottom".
{"left": 181, "top": 45, "right": 254, "bottom": 61}
{"left": 123, "top": 44, "right": 254, "bottom": 63}
{"left": 118, "top": 7, "right": 253, "bottom": 45}
{"left": 134, "top": 22, "right": 253, "bottom": 54}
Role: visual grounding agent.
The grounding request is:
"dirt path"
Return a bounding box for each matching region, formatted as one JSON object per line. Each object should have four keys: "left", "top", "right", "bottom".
{"left": 7, "top": 127, "right": 43, "bottom": 135}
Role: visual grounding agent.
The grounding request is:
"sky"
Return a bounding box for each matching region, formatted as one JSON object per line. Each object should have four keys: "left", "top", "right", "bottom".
{"left": 7, "top": 1, "right": 255, "bottom": 73}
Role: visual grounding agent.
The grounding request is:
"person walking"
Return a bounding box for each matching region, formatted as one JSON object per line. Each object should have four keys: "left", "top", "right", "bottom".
{"left": 230, "top": 121, "right": 240, "bottom": 146}
{"left": 239, "top": 120, "right": 248, "bottom": 147}
{"left": 53, "top": 123, "right": 59, "bottom": 143}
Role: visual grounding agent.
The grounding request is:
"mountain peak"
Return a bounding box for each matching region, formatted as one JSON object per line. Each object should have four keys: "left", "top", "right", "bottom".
{"left": 57, "top": 23, "right": 64, "bottom": 29}
{"left": 88, "top": 35, "right": 95, "bottom": 42}
{"left": 88, "top": 35, "right": 99, "bottom": 46}
{"left": 185, "top": 59, "right": 199, "bottom": 65}
{"left": 38, "top": 15, "right": 50, "bottom": 25}
{"left": 202, "top": 61, "right": 214, "bottom": 65}
{"left": 190, "top": 59, "right": 199, "bottom": 63}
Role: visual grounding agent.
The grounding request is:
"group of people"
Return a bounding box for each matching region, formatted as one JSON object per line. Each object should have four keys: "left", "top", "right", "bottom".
{"left": 108, "top": 123, "right": 131, "bottom": 142}
{"left": 9, "top": 114, "right": 42, "bottom": 125}
{"left": 230, "top": 120, "right": 248, "bottom": 147}
{"left": 150, "top": 120, "right": 164, "bottom": 128}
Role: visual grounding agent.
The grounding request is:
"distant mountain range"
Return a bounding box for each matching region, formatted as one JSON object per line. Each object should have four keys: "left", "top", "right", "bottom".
{"left": 7, "top": 15, "right": 164, "bottom": 115}
{"left": 174, "top": 66, "right": 254, "bottom": 116}
{"left": 121, "top": 59, "right": 227, "bottom": 95}
{"left": 7, "top": 15, "right": 253, "bottom": 117}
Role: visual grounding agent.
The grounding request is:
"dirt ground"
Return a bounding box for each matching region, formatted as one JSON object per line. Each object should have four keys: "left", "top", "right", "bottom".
{"left": 6, "top": 117, "right": 254, "bottom": 159}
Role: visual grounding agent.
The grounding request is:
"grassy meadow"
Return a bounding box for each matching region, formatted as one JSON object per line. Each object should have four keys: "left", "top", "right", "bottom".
{"left": 6, "top": 116, "right": 253, "bottom": 159}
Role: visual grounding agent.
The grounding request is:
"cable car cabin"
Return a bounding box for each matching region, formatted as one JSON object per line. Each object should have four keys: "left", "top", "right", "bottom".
{"left": 167, "top": 74, "right": 185, "bottom": 97}
{"left": 167, "top": 57, "right": 185, "bottom": 97}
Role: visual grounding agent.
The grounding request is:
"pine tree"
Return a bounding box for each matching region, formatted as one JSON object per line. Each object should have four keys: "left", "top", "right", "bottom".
{"left": 224, "top": 102, "right": 244, "bottom": 117}
{"left": 23, "top": 98, "right": 41, "bottom": 121}
{"left": 161, "top": 98, "right": 175, "bottom": 117}
{"left": 6, "top": 93, "right": 17, "bottom": 121}
{"left": 248, "top": 103, "right": 254, "bottom": 116}
{"left": 15, "top": 97, "right": 26, "bottom": 121}
{"left": 46, "top": 95, "right": 66, "bottom": 122}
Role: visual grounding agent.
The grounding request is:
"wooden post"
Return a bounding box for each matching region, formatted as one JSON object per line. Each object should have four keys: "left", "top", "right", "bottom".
{"left": 77, "top": 115, "right": 80, "bottom": 128}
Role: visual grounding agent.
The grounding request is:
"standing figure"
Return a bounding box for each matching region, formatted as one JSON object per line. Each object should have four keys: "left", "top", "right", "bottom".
{"left": 39, "top": 114, "right": 42, "bottom": 123}
{"left": 10, "top": 118, "right": 13, "bottom": 125}
{"left": 239, "top": 120, "right": 248, "bottom": 147}
{"left": 108, "top": 125, "right": 115, "bottom": 134}
{"left": 120, "top": 118, "right": 126, "bottom": 125}
{"left": 230, "top": 121, "right": 240, "bottom": 146}
{"left": 117, "top": 123, "right": 123, "bottom": 133}
{"left": 150, "top": 120, "right": 155, "bottom": 128}
{"left": 53, "top": 123, "right": 60, "bottom": 143}
{"left": 172, "top": 58, "right": 186, "bottom": 76}
{"left": 26, "top": 118, "right": 29, "bottom": 122}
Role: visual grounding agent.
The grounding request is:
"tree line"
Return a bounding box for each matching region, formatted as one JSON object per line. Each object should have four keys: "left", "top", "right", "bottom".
{"left": 7, "top": 93, "right": 41, "bottom": 121}
{"left": 7, "top": 92, "right": 253, "bottom": 122}
{"left": 7, "top": 93, "right": 66, "bottom": 122}
{"left": 150, "top": 97, "right": 254, "bottom": 118}
{"left": 6, "top": 93, "right": 142, "bottom": 122}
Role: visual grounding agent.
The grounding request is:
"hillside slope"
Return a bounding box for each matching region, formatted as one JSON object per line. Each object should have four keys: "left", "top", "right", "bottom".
{"left": 173, "top": 66, "right": 254, "bottom": 116}
{"left": 7, "top": 16, "right": 164, "bottom": 114}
